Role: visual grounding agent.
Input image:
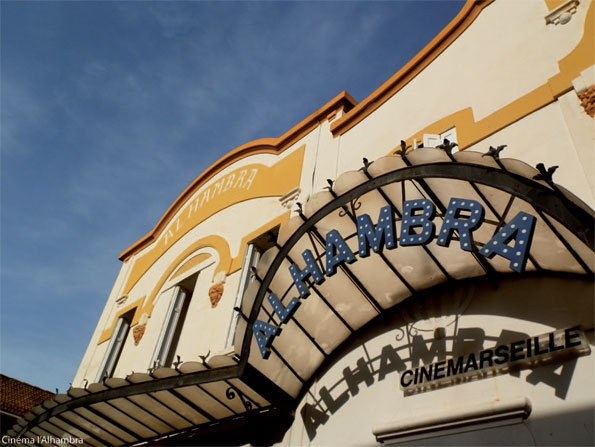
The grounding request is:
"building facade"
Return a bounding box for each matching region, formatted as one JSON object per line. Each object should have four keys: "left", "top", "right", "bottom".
{"left": 8, "top": 0, "right": 594, "bottom": 445}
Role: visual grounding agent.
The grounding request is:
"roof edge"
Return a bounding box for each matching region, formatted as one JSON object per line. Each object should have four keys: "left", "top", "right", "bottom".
{"left": 330, "top": 0, "right": 495, "bottom": 136}
{"left": 119, "top": 91, "right": 357, "bottom": 261}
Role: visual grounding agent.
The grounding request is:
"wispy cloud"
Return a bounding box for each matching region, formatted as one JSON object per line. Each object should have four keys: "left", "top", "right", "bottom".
{"left": 1, "top": 0, "right": 463, "bottom": 390}
{"left": 1, "top": 79, "right": 47, "bottom": 157}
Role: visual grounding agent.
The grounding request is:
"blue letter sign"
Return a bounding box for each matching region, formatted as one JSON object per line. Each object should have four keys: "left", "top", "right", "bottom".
{"left": 480, "top": 212, "right": 536, "bottom": 272}
{"left": 400, "top": 199, "right": 436, "bottom": 246}
{"left": 325, "top": 230, "right": 356, "bottom": 276}
{"left": 267, "top": 292, "right": 300, "bottom": 324}
{"left": 357, "top": 205, "right": 397, "bottom": 257}
{"left": 437, "top": 198, "right": 485, "bottom": 251}
{"left": 252, "top": 320, "right": 281, "bottom": 359}
{"left": 253, "top": 196, "right": 539, "bottom": 359}
{"left": 289, "top": 249, "right": 325, "bottom": 298}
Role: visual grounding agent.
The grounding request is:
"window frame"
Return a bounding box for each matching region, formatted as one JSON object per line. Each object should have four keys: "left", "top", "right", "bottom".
{"left": 150, "top": 286, "right": 189, "bottom": 369}
{"left": 96, "top": 313, "right": 132, "bottom": 382}
{"left": 225, "top": 243, "right": 261, "bottom": 349}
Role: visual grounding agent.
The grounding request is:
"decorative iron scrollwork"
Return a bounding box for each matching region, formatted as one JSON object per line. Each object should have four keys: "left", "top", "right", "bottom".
{"left": 225, "top": 385, "right": 254, "bottom": 411}
{"left": 359, "top": 157, "right": 372, "bottom": 173}
{"left": 407, "top": 324, "right": 419, "bottom": 337}
{"left": 436, "top": 138, "right": 458, "bottom": 154}
{"left": 324, "top": 179, "right": 334, "bottom": 192}
{"left": 339, "top": 197, "right": 362, "bottom": 218}
{"left": 394, "top": 327, "right": 405, "bottom": 341}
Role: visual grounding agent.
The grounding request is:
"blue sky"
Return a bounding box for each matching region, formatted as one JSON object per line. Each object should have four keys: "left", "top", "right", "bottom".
{"left": 1, "top": 1, "right": 462, "bottom": 393}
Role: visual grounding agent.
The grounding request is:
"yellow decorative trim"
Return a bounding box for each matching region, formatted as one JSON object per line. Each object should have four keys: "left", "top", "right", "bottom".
{"left": 121, "top": 146, "right": 305, "bottom": 297}
{"left": 547, "top": 1, "right": 594, "bottom": 95}
{"left": 120, "top": 91, "right": 355, "bottom": 261}
{"left": 171, "top": 253, "right": 212, "bottom": 281}
{"left": 331, "top": 0, "right": 494, "bottom": 136}
{"left": 98, "top": 213, "right": 291, "bottom": 345}
{"left": 98, "top": 300, "right": 142, "bottom": 344}
{"left": 545, "top": 0, "right": 569, "bottom": 12}
{"left": 230, "top": 211, "right": 291, "bottom": 272}
{"left": 396, "top": 1, "right": 594, "bottom": 152}
{"left": 99, "top": 236, "right": 231, "bottom": 344}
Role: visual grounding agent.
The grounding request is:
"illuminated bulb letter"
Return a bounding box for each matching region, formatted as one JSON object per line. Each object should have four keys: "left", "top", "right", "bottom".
{"left": 252, "top": 320, "right": 281, "bottom": 359}
{"left": 436, "top": 198, "right": 485, "bottom": 251}
{"left": 357, "top": 205, "right": 397, "bottom": 257}
{"left": 399, "top": 199, "right": 436, "bottom": 246}
{"left": 289, "top": 249, "right": 324, "bottom": 298}
{"left": 325, "top": 230, "right": 356, "bottom": 277}
{"left": 267, "top": 292, "right": 300, "bottom": 324}
{"left": 479, "top": 212, "right": 536, "bottom": 272}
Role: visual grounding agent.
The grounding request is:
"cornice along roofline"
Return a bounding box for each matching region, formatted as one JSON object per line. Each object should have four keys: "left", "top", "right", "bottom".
{"left": 330, "top": 0, "right": 493, "bottom": 136}
{"left": 118, "top": 0, "right": 493, "bottom": 261}
{"left": 119, "top": 91, "right": 357, "bottom": 261}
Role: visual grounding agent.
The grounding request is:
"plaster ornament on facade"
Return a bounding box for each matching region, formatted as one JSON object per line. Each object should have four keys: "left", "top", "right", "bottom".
{"left": 577, "top": 85, "right": 595, "bottom": 116}
{"left": 209, "top": 284, "right": 224, "bottom": 308}
{"left": 132, "top": 324, "right": 145, "bottom": 346}
{"left": 119, "top": 145, "right": 306, "bottom": 299}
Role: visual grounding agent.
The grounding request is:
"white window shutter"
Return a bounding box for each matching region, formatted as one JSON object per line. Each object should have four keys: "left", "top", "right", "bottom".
{"left": 150, "top": 286, "right": 187, "bottom": 369}
{"left": 225, "top": 244, "right": 260, "bottom": 348}
{"left": 423, "top": 134, "right": 441, "bottom": 148}
{"left": 96, "top": 317, "right": 130, "bottom": 382}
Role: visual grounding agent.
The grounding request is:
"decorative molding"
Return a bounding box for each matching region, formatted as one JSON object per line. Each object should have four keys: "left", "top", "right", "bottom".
{"left": 209, "top": 284, "right": 224, "bottom": 308}
{"left": 120, "top": 89, "right": 355, "bottom": 262}
{"left": 577, "top": 86, "right": 595, "bottom": 117}
{"left": 133, "top": 324, "right": 146, "bottom": 346}
{"left": 279, "top": 187, "right": 301, "bottom": 209}
{"left": 396, "top": 2, "right": 594, "bottom": 152}
{"left": 120, "top": 146, "right": 305, "bottom": 297}
{"left": 99, "top": 213, "right": 291, "bottom": 345}
{"left": 545, "top": 0, "right": 580, "bottom": 25}
{"left": 115, "top": 295, "right": 128, "bottom": 306}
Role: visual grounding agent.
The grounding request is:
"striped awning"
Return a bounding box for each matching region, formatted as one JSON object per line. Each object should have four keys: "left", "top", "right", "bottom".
{"left": 12, "top": 147, "right": 594, "bottom": 446}
{"left": 8, "top": 355, "right": 291, "bottom": 447}
{"left": 231, "top": 148, "right": 593, "bottom": 399}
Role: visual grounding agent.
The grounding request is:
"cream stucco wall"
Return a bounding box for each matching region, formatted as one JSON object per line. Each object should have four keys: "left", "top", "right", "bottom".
{"left": 279, "top": 276, "right": 594, "bottom": 446}
{"left": 72, "top": 122, "right": 327, "bottom": 386}
{"left": 466, "top": 100, "right": 594, "bottom": 207}
{"left": 334, "top": 0, "right": 593, "bottom": 203}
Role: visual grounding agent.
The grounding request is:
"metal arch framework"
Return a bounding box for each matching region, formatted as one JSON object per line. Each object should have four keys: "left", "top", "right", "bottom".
{"left": 238, "top": 161, "right": 594, "bottom": 363}
{"left": 16, "top": 161, "right": 594, "bottom": 446}
{"left": 15, "top": 363, "right": 294, "bottom": 446}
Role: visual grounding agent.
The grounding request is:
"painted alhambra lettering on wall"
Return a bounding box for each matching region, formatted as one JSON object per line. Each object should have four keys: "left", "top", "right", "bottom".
{"left": 253, "top": 198, "right": 538, "bottom": 359}
{"left": 120, "top": 146, "right": 305, "bottom": 298}
{"left": 162, "top": 167, "right": 259, "bottom": 247}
